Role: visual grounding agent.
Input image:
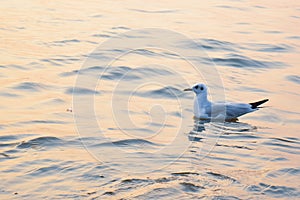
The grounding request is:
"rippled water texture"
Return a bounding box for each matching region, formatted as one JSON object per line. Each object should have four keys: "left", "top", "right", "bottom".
{"left": 1, "top": 0, "right": 300, "bottom": 199}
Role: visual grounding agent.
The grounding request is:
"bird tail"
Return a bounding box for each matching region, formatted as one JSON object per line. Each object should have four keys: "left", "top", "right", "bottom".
{"left": 249, "top": 99, "right": 269, "bottom": 109}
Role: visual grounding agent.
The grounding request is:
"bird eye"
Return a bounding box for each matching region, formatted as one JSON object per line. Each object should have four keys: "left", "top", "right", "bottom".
{"left": 195, "top": 85, "right": 199, "bottom": 89}
{"left": 200, "top": 86, "right": 204, "bottom": 90}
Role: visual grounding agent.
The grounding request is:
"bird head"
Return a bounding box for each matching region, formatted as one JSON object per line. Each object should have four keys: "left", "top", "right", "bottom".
{"left": 184, "top": 83, "right": 208, "bottom": 96}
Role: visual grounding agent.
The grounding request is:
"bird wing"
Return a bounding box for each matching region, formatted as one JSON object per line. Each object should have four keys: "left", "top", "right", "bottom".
{"left": 225, "top": 103, "right": 254, "bottom": 118}
{"left": 207, "top": 102, "right": 254, "bottom": 119}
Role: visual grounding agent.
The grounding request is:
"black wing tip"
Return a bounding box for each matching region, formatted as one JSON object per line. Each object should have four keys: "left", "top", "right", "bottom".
{"left": 249, "top": 99, "right": 269, "bottom": 109}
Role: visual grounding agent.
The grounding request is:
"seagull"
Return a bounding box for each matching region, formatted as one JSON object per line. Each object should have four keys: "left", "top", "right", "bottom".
{"left": 184, "top": 83, "right": 269, "bottom": 121}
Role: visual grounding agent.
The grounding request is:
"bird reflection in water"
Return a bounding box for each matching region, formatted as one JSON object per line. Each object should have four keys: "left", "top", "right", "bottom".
{"left": 188, "top": 117, "right": 256, "bottom": 143}
{"left": 188, "top": 118, "right": 210, "bottom": 142}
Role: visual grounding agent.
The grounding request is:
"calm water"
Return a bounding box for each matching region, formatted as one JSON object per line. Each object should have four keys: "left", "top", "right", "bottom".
{"left": 1, "top": 0, "right": 300, "bottom": 199}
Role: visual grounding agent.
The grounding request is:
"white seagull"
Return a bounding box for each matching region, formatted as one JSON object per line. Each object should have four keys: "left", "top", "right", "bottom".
{"left": 184, "top": 83, "right": 268, "bottom": 121}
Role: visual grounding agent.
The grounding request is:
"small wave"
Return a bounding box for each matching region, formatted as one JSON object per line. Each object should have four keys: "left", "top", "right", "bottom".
{"left": 128, "top": 8, "right": 179, "bottom": 14}
{"left": 132, "top": 66, "right": 174, "bottom": 77}
{"left": 84, "top": 65, "right": 106, "bottom": 72}
{"left": 101, "top": 176, "right": 177, "bottom": 198}
{"left": 19, "top": 120, "right": 67, "bottom": 125}
{"left": 94, "top": 139, "right": 161, "bottom": 148}
{"left": 0, "top": 141, "right": 19, "bottom": 148}
{"left": 207, "top": 171, "right": 238, "bottom": 182}
{"left": 264, "top": 30, "right": 282, "bottom": 34}
{"left": 137, "top": 86, "right": 183, "bottom": 99}
{"left": 121, "top": 178, "right": 149, "bottom": 184}
{"left": 179, "top": 38, "right": 239, "bottom": 52}
{"left": 91, "top": 33, "right": 111, "bottom": 38}
{"left": 171, "top": 172, "right": 200, "bottom": 176}
{"left": 132, "top": 49, "right": 179, "bottom": 59}
{"left": 100, "top": 66, "right": 137, "bottom": 80}
{"left": 271, "top": 137, "right": 299, "bottom": 144}
{"left": 238, "top": 86, "right": 269, "bottom": 93}
{"left": 201, "top": 38, "right": 239, "bottom": 52}
{"left": 0, "top": 92, "right": 20, "bottom": 97}
{"left": 287, "top": 35, "right": 300, "bottom": 40}
{"left": 27, "top": 164, "right": 62, "bottom": 177}
{"left": 25, "top": 159, "right": 86, "bottom": 178}
{"left": 216, "top": 143, "right": 253, "bottom": 150}
{"left": 40, "top": 58, "right": 62, "bottom": 66}
{"left": 253, "top": 5, "right": 267, "bottom": 9}
{"left": 131, "top": 187, "right": 180, "bottom": 199}
{"left": 51, "top": 39, "right": 81, "bottom": 46}
{"left": 63, "top": 64, "right": 174, "bottom": 81}
{"left": 210, "top": 196, "right": 241, "bottom": 200}
{"left": 102, "top": 66, "right": 174, "bottom": 81}
{"left": 262, "top": 137, "right": 300, "bottom": 153}
{"left": 112, "top": 139, "right": 159, "bottom": 146}
{"left": 60, "top": 66, "right": 106, "bottom": 77}
{"left": 133, "top": 49, "right": 162, "bottom": 57}
{"left": 0, "top": 152, "right": 10, "bottom": 158}
{"left": 96, "top": 65, "right": 175, "bottom": 81}
{"left": 40, "top": 98, "right": 65, "bottom": 105}
{"left": 245, "top": 43, "right": 293, "bottom": 53}
{"left": 90, "top": 14, "right": 103, "bottom": 18}
{"left": 17, "top": 136, "right": 63, "bottom": 149}
{"left": 12, "top": 82, "right": 50, "bottom": 92}
{"left": 278, "top": 167, "right": 300, "bottom": 175}
{"left": 102, "top": 191, "right": 115, "bottom": 196}
{"left": 5, "top": 64, "right": 27, "bottom": 70}
{"left": 0, "top": 135, "right": 18, "bottom": 142}
{"left": 210, "top": 54, "right": 284, "bottom": 69}
{"left": 286, "top": 75, "right": 300, "bottom": 85}
{"left": 216, "top": 5, "right": 248, "bottom": 11}
{"left": 65, "top": 87, "right": 100, "bottom": 95}
{"left": 112, "top": 26, "right": 130, "bottom": 30}
{"left": 248, "top": 183, "right": 299, "bottom": 198}
{"left": 40, "top": 56, "right": 80, "bottom": 66}
{"left": 180, "top": 182, "right": 203, "bottom": 192}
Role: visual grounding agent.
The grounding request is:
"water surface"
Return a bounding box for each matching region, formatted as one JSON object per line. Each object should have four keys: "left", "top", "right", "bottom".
{"left": 1, "top": 0, "right": 300, "bottom": 199}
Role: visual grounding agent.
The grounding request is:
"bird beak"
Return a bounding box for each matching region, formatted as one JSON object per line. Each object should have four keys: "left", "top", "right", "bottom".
{"left": 183, "top": 88, "right": 192, "bottom": 91}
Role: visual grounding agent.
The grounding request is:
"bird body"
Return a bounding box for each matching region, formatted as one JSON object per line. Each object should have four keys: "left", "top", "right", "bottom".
{"left": 184, "top": 83, "right": 268, "bottom": 121}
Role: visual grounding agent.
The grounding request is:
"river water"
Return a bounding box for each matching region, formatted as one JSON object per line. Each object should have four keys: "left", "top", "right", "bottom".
{"left": 1, "top": 0, "right": 300, "bottom": 199}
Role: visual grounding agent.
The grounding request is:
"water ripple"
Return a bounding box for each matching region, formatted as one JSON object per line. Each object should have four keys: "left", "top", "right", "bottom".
{"left": 4, "top": 64, "right": 27, "bottom": 70}
{"left": 286, "top": 75, "right": 300, "bottom": 85}
{"left": 200, "top": 38, "right": 240, "bottom": 52}
{"left": 180, "top": 182, "right": 203, "bottom": 192}
{"left": 255, "top": 183, "right": 299, "bottom": 198}
{"left": 12, "top": 82, "right": 50, "bottom": 92}
{"left": 244, "top": 43, "right": 294, "bottom": 53}
{"left": 112, "top": 26, "right": 130, "bottom": 30}
{"left": 207, "top": 171, "right": 238, "bottom": 183}
{"left": 91, "top": 33, "right": 111, "bottom": 38}
{"left": 0, "top": 92, "right": 20, "bottom": 97}
{"left": 65, "top": 87, "right": 100, "bottom": 95}
{"left": 1, "top": 1, "right": 300, "bottom": 199}
{"left": 128, "top": 8, "right": 179, "bottom": 13}
{"left": 180, "top": 38, "right": 239, "bottom": 52}
{"left": 93, "top": 138, "right": 161, "bottom": 148}
{"left": 19, "top": 120, "right": 67, "bottom": 125}
{"left": 17, "top": 136, "right": 63, "bottom": 149}
{"left": 136, "top": 86, "right": 183, "bottom": 99}
{"left": 210, "top": 54, "right": 285, "bottom": 69}
{"left": 49, "top": 39, "right": 81, "bottom": 46}
{"left": 40, "top": 56, "right": 80, "bottom": 66}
